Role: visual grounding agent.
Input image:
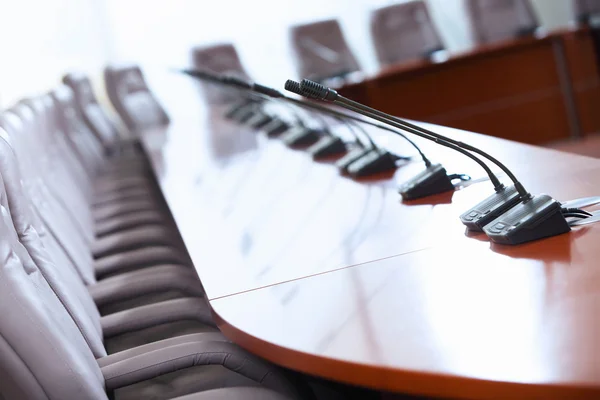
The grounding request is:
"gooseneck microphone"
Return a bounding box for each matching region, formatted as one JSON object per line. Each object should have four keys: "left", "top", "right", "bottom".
{"left": 290, "top": 79, "right": 573, "bottom": 245}
{"left": 296, "top": 80, "right": 509, "bottom": 190}
{"left": 226, "top": 77, "right": 368, "bottom": 161}
{"left": 180, "top": 69, "right": 377, "bottom": 162}
{"left": 219, "top": 75, "right": 301, "bottom": 131}
{"left": 198, "top": 71, "right": 401, "bottom": 175}
{"left": 222, "top": 75, "right": 333, "bottom": 147}
{"left": 179, "top": 68, "right": 259, "bottom": 120}
{"left": 253, "top": 82, "right": 433, "bottom": 176}
{"left": 286, "top": 80, "right": 504, "bottom": 200}
{"left": 256, "top": 83, "right": 397, "bottom": 150}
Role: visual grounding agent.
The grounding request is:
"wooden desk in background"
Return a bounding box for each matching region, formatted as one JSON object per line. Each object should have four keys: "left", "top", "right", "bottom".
{"left": 338, "top": 28, "right": 600, "bottom": 145}
{"left": 140, "top": 75, "right": 600, "bottom": 399}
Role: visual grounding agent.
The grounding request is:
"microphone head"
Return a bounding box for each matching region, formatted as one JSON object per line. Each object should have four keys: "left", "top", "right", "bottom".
{"left": 300, "top": 79, "right": 338, "bottom": 101}
{"left": 284, "top": 80, "right": 303, "bottom": 96}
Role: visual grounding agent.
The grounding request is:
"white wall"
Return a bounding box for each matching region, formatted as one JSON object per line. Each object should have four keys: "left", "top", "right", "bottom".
{"left": 0, "top": 0, "right": 112, "bottom": 107}
{"left": 102, "top": 0, "right": 576, "bottom": 90}
{"left": 0, "top": 0, "right": 577, "bottom": 107}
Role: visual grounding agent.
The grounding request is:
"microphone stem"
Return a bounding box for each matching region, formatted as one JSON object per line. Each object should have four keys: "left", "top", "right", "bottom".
{"left": 337, "top": 96, "right": 527, "bottom": 197}
{"left": 284, "top": 97, "right": 430, "bottom": 165}
{"left": 338, "top": 102, "right": 504, "bottom": 190}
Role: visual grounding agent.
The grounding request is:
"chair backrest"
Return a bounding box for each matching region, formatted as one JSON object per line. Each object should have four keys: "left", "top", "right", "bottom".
{"left": 466, "top": 0, "right": 539, "bottom": 45}
{"left": 573, "top": 0, "right": 600, "bottom": 23}
{"left": 0, "top": 144, "right": 107, "bottom": 399}
{"left": 104, "top": 64, "right": 170, "bottom": 132}
{"left": 371, "top": 0, "right": 444, "bottom": 67}
{"left": 18, "top": 97, "right": 95, "bottom": 245}
{"left": 63, "top": 73, "right": 122, "bottom": 154}
{"left": 0, "top": 109, "right": 106, "bottom": 359}
{"left": 290, "top": 19, "right": 361, "bottom": 81}
{"left": 52, "top": 84, "right": 106, "bottom": 177}
{"left": 1, "top": 102, "right": 98, "bottom": 285}
{"left": 190, "top": 43, "right": 250, "bottom": 103}
{"left": 191, "top": 43, "right": 250, "bottom": 78}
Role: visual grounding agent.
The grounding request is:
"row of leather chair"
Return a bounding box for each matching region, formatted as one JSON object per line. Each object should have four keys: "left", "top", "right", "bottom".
{"left": 191, "top": 0, "right": 600, "bottom": 87}
{"left": 0, "top": 65, "right": 332, "bottom": 399}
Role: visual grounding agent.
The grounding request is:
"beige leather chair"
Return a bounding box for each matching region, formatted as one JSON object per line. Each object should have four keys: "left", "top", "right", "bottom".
{"left": 0, "top": 102, "right": 190, "bottom": 282}
{"left": 63, "top": 73, "right": 137, "bottom": 155}
{"left": 104, "top": 64, "right": 170, "bottom": 132}
{"left": 5, "top": 99, "right": 184, "bottom": 263}
{"left": 52, "top": 85, "right": 168, "bottom": 237}
{"left": 0, "top": 169, "right": 309, "bottom": 398}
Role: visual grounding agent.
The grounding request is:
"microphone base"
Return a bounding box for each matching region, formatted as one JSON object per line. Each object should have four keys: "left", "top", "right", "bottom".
{"left": 398, "top": 164, "right": 455, "bottom": 200}
{"left": 246, "top": 113, "right": 275, "bottom": 129}
{"left": 236, "top": 108, "right": 259, "bottom": 124}
{"left": 336, "top": 148, "right": 371, "bottom": 173}
{"left": 484, "top": 194, "right": 570, "bottom": 245}
{"left": 347, "top": 149, "right": 399, "bottom": 177}
{"left": 281, "top": 127, "right": 322, "bottom": 147}
{"left": 263, "top": 120, "right": 291, "bottom": 138}
{"left": 309, "top": 136, "right": 347, "bottom": 159}
{"left": 460, "top": 185, "right": 521, "bottom": 232}
{"left": 224, "top": 101, "right": 251, "bottom": 119}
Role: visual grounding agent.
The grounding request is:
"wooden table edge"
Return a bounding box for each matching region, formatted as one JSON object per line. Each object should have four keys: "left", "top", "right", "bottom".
{"left": 210, "top": 300, "right": 599, "bottom": 399}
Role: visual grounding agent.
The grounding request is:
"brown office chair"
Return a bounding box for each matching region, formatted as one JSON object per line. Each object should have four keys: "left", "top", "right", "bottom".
{"left": 371, "top": 0, "right": 444, "bottom": 68}
{"left": 104, "top": 64, "right": 170, "bottom": 132}
{"left": 289, "top": 18, "right": 361, "bottom": 83}
{"left": 190, "top": 43, "right": 250, "bottom": 103}
{"left": 466, "top": 0, "right": 539, "bottom": 45}
{"left": 191, "top": 43, "right": 250, "bottom": 78}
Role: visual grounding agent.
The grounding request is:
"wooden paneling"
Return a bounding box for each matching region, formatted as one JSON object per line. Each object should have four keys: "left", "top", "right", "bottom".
{"left": 337, "top": 29, "right": 600, "bottom": 145}
{"left": 371, "top": 37, "right": 572, "bottom": 144}
{"left": 562, "top": 28, "right": 600, "bottom": 136}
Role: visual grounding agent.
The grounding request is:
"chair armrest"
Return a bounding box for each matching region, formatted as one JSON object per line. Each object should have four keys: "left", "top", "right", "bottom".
{"left": 100, "top": 297, "right": 215, "bottom": 338}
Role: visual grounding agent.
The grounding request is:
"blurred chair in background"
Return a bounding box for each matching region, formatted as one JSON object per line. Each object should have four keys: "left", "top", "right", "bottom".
{"left": 290, "top": 18, "right": 362, "bottom": 86}
{"left": 104, "top": 64, "right": 170, "bottom": 132}
{"left": 190, "top": 43, "right": 251, "bottom": 104}
{"left": 573, "top": 0, "right": 600, "bottom": 24}
{"left": 466, "top": 0, "right": 539, "bottom": 45}
{"left": 63, "top": 73, "right": 133, "bottom": 155}
{"left": 371, "top": 0, "right": 445, "bottom": 68}
{"left": 191, "top": 43, "right": 250, "bottom": 78}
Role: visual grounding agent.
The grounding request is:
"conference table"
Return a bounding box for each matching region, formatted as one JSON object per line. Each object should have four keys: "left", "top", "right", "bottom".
{"left": 140, "top": 81, "right": 600, "bottom": 399}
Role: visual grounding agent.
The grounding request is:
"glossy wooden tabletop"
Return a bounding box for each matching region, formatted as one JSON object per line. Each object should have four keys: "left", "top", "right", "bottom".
{"left": 142, "top": 74, "right": 600, "bottom": 399}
